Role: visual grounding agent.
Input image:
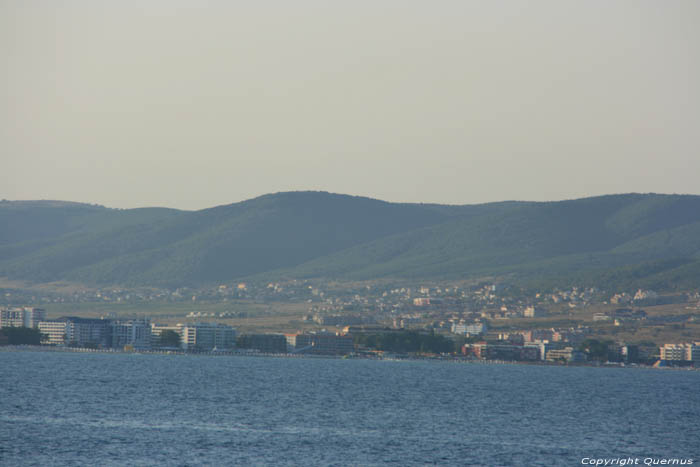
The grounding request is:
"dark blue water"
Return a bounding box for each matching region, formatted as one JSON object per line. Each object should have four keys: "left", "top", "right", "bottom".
{"left": 1, "top": 351, "right": 698, "bottom": 466}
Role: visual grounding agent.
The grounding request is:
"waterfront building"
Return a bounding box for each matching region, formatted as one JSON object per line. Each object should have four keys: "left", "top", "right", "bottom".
{"left": 112, "top": 319, "right": 151, "bottom": 350}
{"left": 151, "top": 322, "right": 237, "bottom": 351}
{"left": 521, "top": 344, "right": 541, "bottom": 361}
{"left": 533, "top": 341, "right": 552, "bottom": 361}
{"left": 660, "top": 343, "right": 700, "bottom": 362}
{"left": 286, "top": 332, "right": 354, "bottom": 355}
{"left": 37, "top": 320, "right": 68, "bottom": 345}
{"left": 35, "top": 316, "right": 113, "bottom": 348}
{"left": 0, "top": 307, "right": 46, "bottom": 329}
{"left": 660, "top": 344, "right": 686, "bottom": 361}
{"left": 691, "top": 343, "right": 700, "bottom": 362}
{"left": 545, "top": 347, "right": 587, "bottom": 363}
{"left": 462, "top": 342, "right": 541, "bottom": 361}
{"left": 179, "top": 322, "right": 236, "bottom": 351}
{"left": 24, "top": 308, "right": 46, "bottom": 328}
{"left": 0, "top": 308, "right": 25, "bottom": 328}
{"left": 284, "top": 333, "right": 299, "bottom": 352}
{"left": 62, "top": 317, "right": 113, "bottom": 348}
{"left": 151, "top": 323, "right": 183, "bottom": 348}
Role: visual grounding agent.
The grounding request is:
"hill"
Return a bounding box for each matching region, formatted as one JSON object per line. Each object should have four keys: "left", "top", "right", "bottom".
{"left": 1, "top": 192, "right": 699, "bottom": 290}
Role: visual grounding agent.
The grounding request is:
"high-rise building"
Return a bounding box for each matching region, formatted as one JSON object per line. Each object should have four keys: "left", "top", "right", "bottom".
{"left": 660, "top": 343, "right": 700, "bottom": 362}
{"left": 37, "top": 320, "right": 68, "bottom": 345}
{"left": 151, "top": 322, "right": 236, "bottom": 351}
{"left": 179, "top": 322, "right": 236, "bottom": 351}
{"left": 451, "top": 322, "right": 487, "bottom": 336}
{"left": 286, "top": 332, "right": 354, "bottom": 355}
{"left": 112, "top": 319, "right": 151, "bottom": 350}
{"left": 66, "top": 317, "right": 112, "bottom": 348}
{"left": 0, "top": 307, "right": 46, "bottom": 328}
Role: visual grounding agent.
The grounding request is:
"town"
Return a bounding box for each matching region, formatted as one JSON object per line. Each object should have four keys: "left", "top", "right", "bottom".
{"left": 1, "top": 279, "right": 699, "bottom": 367}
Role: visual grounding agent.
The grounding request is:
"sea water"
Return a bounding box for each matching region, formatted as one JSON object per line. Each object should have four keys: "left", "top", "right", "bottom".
{"left": 1, "top": 351, "right": 698, "bottom": 466}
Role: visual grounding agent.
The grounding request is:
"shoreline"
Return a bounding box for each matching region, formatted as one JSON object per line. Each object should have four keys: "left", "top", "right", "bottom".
{"left": 2, "top": 344, "right": 698, "bottom": 371}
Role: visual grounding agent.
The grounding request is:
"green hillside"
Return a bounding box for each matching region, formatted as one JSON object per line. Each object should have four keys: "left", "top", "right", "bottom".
{"left": 277, "top": 194, "right": 700, "bottom": 281}
{"left": 0, "top": 193, "right": 455, "bottom": 286}
{"left": 1, "top": 192, "right": 699, "bottom": 289}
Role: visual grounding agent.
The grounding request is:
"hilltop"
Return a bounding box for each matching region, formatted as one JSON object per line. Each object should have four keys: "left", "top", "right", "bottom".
{"left": 1, "top": 191, "right": 700, "bottom": 290}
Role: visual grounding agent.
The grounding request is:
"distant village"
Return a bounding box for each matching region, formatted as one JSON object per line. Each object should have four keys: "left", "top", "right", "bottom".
{"left": 1, "top": 279, "right": 699, "bottom": 366}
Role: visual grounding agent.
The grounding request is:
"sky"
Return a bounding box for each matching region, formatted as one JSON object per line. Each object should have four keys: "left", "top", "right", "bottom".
{"left": 2, "top": 1, "right": 699, "bottom": 210}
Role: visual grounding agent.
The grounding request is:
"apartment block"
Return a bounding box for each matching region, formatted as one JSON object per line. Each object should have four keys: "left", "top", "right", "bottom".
{"left": 0, "top": 307, "right": 46, "bottom": 328}
{"left": 38, "top": 320, "right": 68, "bottom": 345}
{"left": 179, "top": 322, "right": 236, "bottom": 351}
{"left": 286, "top": 332, "right": 354, "bottom": 355}
{"left": 112, "top": 319, "right": 151, "bottom": 350}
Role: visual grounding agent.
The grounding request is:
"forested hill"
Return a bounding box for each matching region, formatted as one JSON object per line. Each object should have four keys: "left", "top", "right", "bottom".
{"left": 1, "top": 192, "right": 700, "bottom": 290}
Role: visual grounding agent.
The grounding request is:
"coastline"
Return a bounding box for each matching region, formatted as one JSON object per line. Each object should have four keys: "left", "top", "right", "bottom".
{"left": 2, "top": 344, "right": 697, "bottom": 371}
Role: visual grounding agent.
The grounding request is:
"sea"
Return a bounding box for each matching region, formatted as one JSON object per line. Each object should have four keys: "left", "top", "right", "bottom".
{"left": 1, "top": 351, "right": 698, "bottom": 466}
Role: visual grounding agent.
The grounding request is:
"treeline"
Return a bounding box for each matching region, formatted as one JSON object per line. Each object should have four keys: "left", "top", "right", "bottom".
{"left": 236, "top": 334, "right": 287, "bottom": 353}
{"left": 577, "top": 339, "right": 656, "bottom": 364}
{"left": 0, "top": 327, "right": 43, "bottom": 345}
{"left": 353, "top": 331, "right": 453, "bottom": 354}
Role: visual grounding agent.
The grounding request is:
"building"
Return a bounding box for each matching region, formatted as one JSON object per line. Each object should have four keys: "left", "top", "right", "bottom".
{"left": 286, "top": 332, "right": 355, "bottom": 355}
{"left": 179, "top": 322, "right": 236, "bottom": 351}
{"left": 0, "top": 308, "right": 25, "bottom": 328}
{"left": 63, "top": 317, "right": 113, "bottom": 348}
{"left": 284, "top": 333, "right": 299, "bottom": 352}
{"left": 660, "top": 343, "right": 699, "bottom": 362}
{"left": 462, "top": 342, "right": 540, "bottom": 361}
{"left": 660, "top": 344, "right": 686, "bottom": 361}
{"left": 545, "top": 347, "right": 587, "bottom": 363}
{"left": 691, "top": 343, "right": 700, "bottom": 362}
{"left": 38, "top": 320, "right": 68, "bottom": 345}
{"left": 35, "top": 316, "right": 113, "bottom": 348}
{"left": 24, "top": 308, "right": 46, "bottom": 328}
{"left": 112, "top": 319, "right": 151, "bottom": 350}
{"left": 451, "top": 322, "right": 487, "bottom": 336}
{"left": 497, "top": 333, "right": 525, "bottom": 345}
{"left": 0, "top": 307, "right": 46, "bottom": 328}
{"left": 151, "top": 323, "right": 184, "bottom": 348}
{"left": 523, "top": 306, "right": 546, "bottom": 318}
{"left": 532, "top": 341, "right": 553, "bottom": 361}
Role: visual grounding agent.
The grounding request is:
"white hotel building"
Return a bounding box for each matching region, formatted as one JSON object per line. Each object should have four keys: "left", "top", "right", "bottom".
{"left": 0, "top": 307, "right": 46, "bottom": 329}
{"left": 151, "top": 322, "right": 236, "bottom": 351}
{"left": 660, "top": 343, "right": 700, "bottom": 362}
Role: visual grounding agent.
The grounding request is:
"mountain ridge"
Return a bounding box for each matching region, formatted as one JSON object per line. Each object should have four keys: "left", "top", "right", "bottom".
{"left": 2, "top": 191, "right": 699, "bottom": 290}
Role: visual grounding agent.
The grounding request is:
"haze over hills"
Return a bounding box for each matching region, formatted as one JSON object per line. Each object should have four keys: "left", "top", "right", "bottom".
{"left": 1, "top": 192, "right": 700, "bottom": 290}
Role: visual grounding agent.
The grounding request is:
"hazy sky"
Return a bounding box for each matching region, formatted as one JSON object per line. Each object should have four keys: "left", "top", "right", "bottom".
{"left": 2, "top": 1, "right": 699, "bottom": 210}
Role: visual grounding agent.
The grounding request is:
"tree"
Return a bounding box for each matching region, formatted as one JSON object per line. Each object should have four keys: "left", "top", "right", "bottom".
{"left": 578, "top": 339, "right": 614, "bottom": 361}
{"left": 159, "top": 330, "right": 181, "bottom": 348}
{"left": 0, "top": 327, "right": 42, "bottom": 345}
{"left": 353, "top": 330, "right": 453, "bottom": 354}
